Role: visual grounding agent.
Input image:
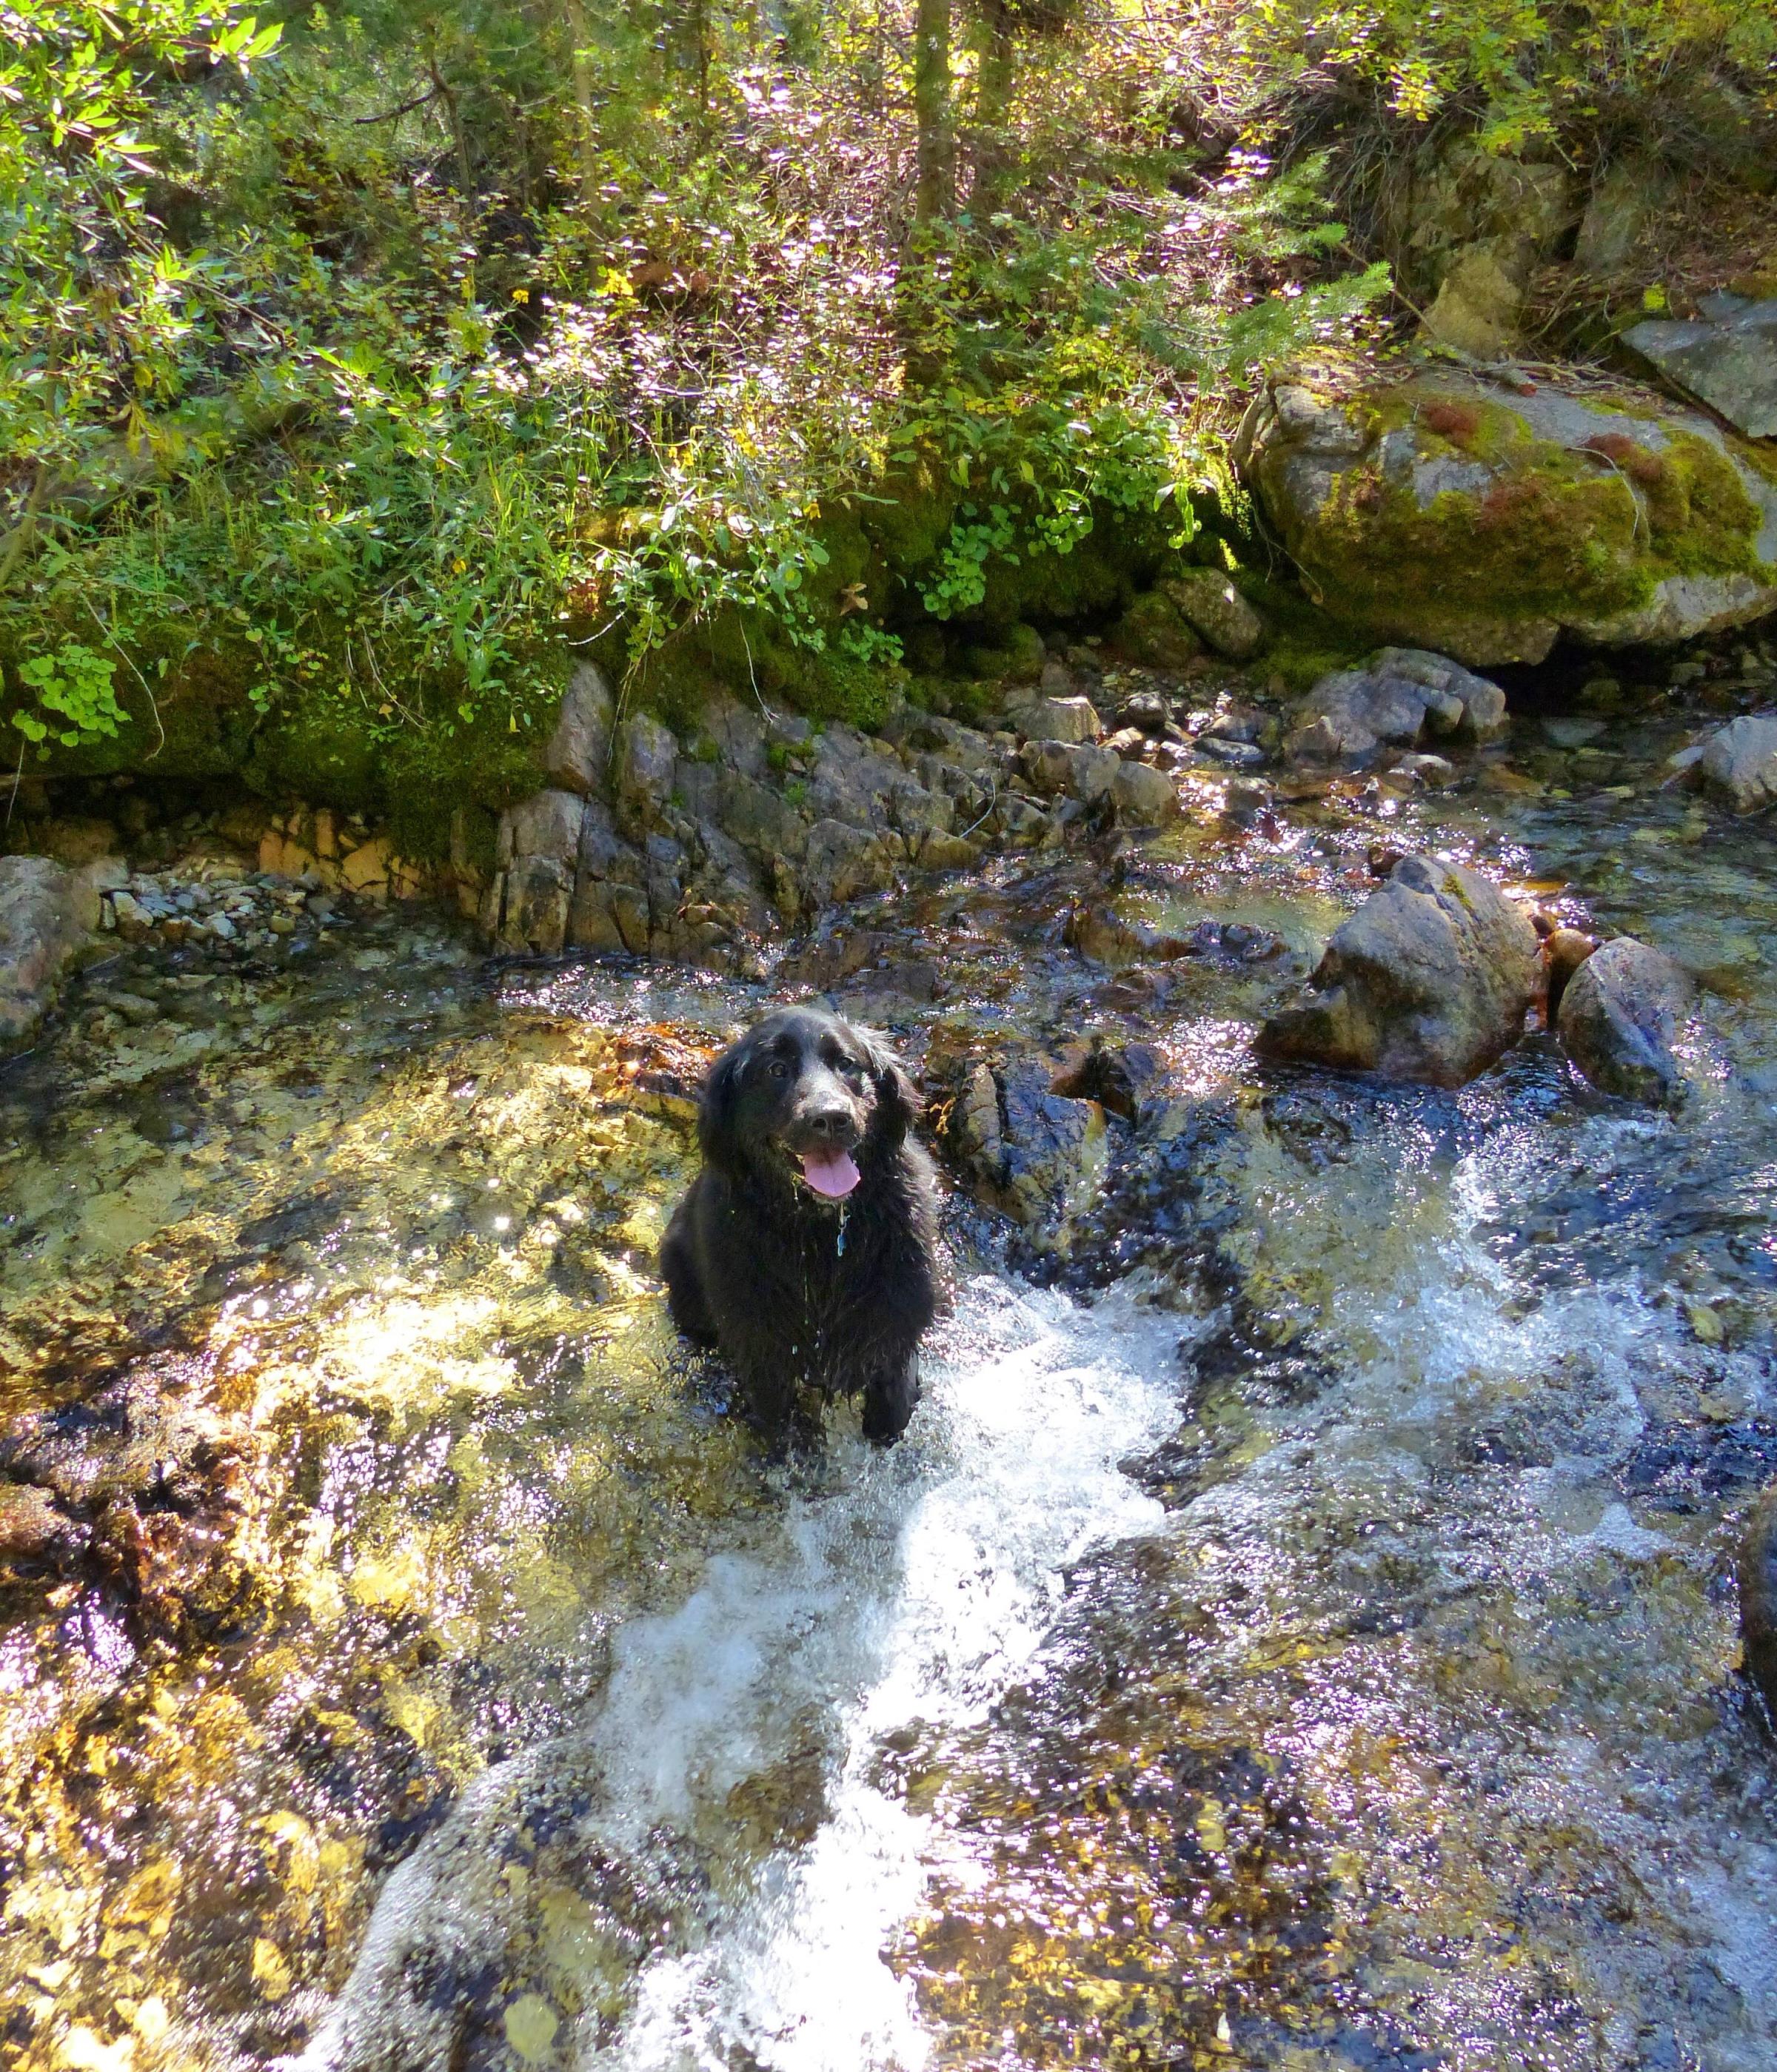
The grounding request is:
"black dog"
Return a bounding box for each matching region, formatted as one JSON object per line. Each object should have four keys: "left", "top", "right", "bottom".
{"left": 660, "top": 1007, "right": 940, "bottom": 1444}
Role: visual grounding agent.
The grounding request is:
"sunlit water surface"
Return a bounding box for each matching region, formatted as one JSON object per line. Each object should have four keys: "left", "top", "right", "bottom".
{"left": 4, "top": 703, "right": 1777, "bottom": 2072}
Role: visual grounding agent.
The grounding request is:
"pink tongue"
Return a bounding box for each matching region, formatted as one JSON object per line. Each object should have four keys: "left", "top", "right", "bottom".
{"left": 799, "top": 1148, "right": 860, "bottom": 1199}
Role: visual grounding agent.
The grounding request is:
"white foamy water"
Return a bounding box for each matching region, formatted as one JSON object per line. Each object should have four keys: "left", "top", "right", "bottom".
{"left": 298, "top": 1274, "right": 1191, "bottom": 2072}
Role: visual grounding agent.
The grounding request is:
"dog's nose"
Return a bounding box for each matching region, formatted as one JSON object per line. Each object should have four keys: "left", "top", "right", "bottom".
{"left": 803, "top": 1104, "right": 852, "bottom": 1141}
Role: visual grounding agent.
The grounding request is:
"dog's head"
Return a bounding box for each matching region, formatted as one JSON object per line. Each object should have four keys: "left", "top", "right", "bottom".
{"left": 697, "top": 1007, "right": 918, "bottom": 1201}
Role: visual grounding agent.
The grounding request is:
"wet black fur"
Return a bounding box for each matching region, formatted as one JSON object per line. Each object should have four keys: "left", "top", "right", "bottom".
{"left": 660, "top": 1008, "right": 940, "bottom": 1444}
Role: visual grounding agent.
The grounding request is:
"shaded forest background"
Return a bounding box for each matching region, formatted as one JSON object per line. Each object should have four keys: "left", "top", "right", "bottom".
{"left": 3, "top": 0, "right": 1775, "bottom": 836}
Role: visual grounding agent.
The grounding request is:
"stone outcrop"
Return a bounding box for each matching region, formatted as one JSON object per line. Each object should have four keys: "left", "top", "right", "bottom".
{"left": 0, "top": 854, "right": 102, "bottom": 1050}
{"left": 258, "top": 805, "right": 429, "bottom": 899}
{"left": 1256, "top": 854, "right": 1539, "bottom": 1087}
{"left": 541, "top": 661, "right": 615, "bottom": 794}
{"left": 1556, "top": 936, "right": 1696, "bottom": 1104}
{"left": 477, "top": 658, "right": 1195, "bottom": 965}
{"left": 1238, "top": 369, "right": 1777, "bottom": 665}
{"left": 1284, "top": 647, "right": 1508, "bottom": 765}
{"left": 1624, "top": 293, "right": 1777, "bottom": 441}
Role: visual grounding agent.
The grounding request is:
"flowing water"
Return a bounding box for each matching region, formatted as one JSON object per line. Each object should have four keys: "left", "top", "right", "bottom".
{"left": 3, "top": 688, "right": 1777, "bottom": 2072}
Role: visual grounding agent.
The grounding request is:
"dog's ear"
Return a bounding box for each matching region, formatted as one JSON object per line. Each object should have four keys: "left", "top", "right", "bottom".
{"left": 863, "top": 1036, "right": 920, "bottom": 1149}
{"left": 697, "top": 1042, "right": 749, "bottom": 1173}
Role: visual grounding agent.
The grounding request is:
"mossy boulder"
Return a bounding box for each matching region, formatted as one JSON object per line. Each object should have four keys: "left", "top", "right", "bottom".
{"left": 1238, "top": 369, "right": 1777, "bottom": 665}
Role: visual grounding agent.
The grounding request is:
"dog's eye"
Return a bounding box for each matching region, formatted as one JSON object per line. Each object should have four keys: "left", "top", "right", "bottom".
{"left": 838, "top": 1057, "right": 865, "bottom": 1080}
{"left": 769, "top": 1059, "right": 792, "bottom": 1081}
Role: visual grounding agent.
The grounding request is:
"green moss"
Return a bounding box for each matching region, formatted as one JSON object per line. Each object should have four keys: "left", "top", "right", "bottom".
{"left": 1268, "top": 407, "right": 1652, "bottom": 638}
{"left": 1644, "top": 430, "right": 1767, "bottom": 576}
{"left": 1276, "top": 381, "right": 1776, "bottom": 658}
{"left": 860, "top": 452, "right": 960, "bottom": 579}
{"left": 244, "top": 693, "right": 386, "bottom": 814}
{"left": 1, "top": 640, "right": 259, "bottom": 781}
{"left": 381, "top": 723, "right": 541, "bottom": 863}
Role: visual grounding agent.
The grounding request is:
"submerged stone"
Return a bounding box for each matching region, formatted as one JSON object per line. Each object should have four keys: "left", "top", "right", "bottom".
{"left": 1740, "top": 1486, "right": 1777, "bottom": 1719}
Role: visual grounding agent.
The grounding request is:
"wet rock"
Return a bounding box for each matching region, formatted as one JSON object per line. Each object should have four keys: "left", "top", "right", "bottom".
{"left": 1162, "top": 569, "right": 1266, "bottom": 660}
{"left": 1109, "top": 760, "right": 1179, "bottom": 825}
{"left": 1556, "top": 936, "right": 1696, "bottom": 1104}
{"left": 1538, "top": 925, "right": 1597, "bottom": 1022}
{"left": 1195, "top": 737, "right": 1266, "bottom": 771}
{"left": 1114, "top": 589, "right": 1203, "bottom": 671}
{"left": 1388, "top": 750, "right": 1457, "bottom": 789}
{"left": 1118, "top": 689, "right": 1171, "bottom": 734}
{"left": 542, "top": 661, "right": 615, "bottom": 794}
{"left": 1284, "top": 648, "right": 1507, "bottom": 766}
{"left": 944, "top": 1056, "right": 1108, "bottom": 1248}
{"left": 1, "top": 854, "right": 97, "bottom": 1049}
{"left": 1738, "top": 1485, "right": 1777, "bottom": 1717}
{"left": 1238, "top": 369, "right": 1777, "bottom": 665}
{"left": 1624, "top": 295, "right": 1777, "bottom": 440}
{"left": 1065, "top": 905, "right": 1282, "bottom": 969}
{"left": 1050, "top": 1036, "right": 1168, "bottom": 1123}
{"left": 1256, "top": 855, "right": 1539, "bottom": 1086}
{"left": 1011, "top": 694, "right": 1101, "bottom": 745}
{"left": 1694, "top": 713, "right": 1777, "bottom": 812}
{"left": 613, "top": 714, "right": 679, "bottom": 836}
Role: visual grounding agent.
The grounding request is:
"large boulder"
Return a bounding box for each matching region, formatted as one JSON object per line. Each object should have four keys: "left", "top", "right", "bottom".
{"left": 1624, "top": 294, "right": 1777, "bottom": 441}
{"left": 1695, "top": 713, "right": 1777, "bottom": 813}
{"left": 1256, "top": 855, "right": 1539, "bottom": 1086}
{"left": 1238, "top": 369, "right": 1777, "bottom": 665}
{"left": 1114, "top": 589, "right": 1203, "bottom": 670}
{"left": 1009, "top": 694, "right": 1101, "bottom": 745}
{"left": 1285, "top": 647, "right": 1508, "bottom": 765}
{"left": 1, "top": 856, "right": 98, "bottom": 1050}
{"left": 1556, "top": 936, "right": 1696, "bottom": 1104}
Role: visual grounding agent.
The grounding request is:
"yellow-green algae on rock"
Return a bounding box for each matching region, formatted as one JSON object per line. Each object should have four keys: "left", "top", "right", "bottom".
{"left": 1239, "top": 367, "right": 1777, "bottom": 666}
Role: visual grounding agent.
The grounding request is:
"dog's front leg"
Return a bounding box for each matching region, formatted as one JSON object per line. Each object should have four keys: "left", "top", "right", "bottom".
{"left": 860, "top": 1352, "right": 921, "bottom": 1445}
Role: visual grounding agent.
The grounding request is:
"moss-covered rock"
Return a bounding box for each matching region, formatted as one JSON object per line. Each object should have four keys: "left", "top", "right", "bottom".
{"left": 1238, "top": 368, "right": 1777, "bottom": 665}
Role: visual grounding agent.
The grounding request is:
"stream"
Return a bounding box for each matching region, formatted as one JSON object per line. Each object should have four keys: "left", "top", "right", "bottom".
{"left": 4, "top": 683, "right": 1777, "bottom": 2072}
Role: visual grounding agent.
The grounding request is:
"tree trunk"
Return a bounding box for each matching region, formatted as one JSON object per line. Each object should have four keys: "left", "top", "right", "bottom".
{"left": 969, "top": 0, "right": 1014, "bottom": 219}
{"left": 560, "top": 0, "right": 602, "bottom": 209}
{"left": 913, "top": 0, "right": 952, "bottom": 224}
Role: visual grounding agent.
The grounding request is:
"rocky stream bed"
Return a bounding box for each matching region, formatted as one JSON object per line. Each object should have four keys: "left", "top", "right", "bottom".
{"left": 3, "top": 628, "right": 1777, "bottom": 2072}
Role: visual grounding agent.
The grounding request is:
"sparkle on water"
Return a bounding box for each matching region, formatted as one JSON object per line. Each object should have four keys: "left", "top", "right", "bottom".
{"left": 2, "top": 690, "right": 1776, "bottom": 2072}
